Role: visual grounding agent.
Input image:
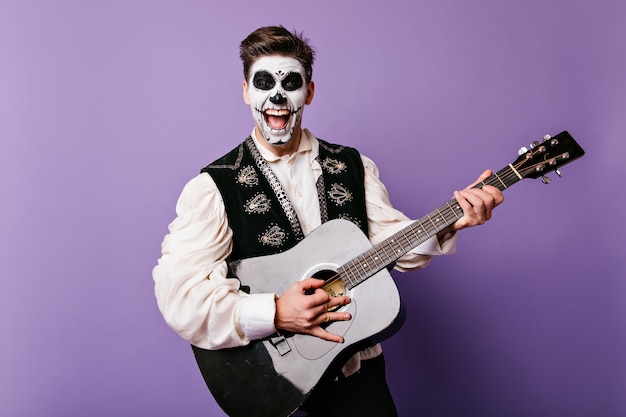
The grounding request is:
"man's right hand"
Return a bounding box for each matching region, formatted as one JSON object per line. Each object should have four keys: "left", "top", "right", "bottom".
{"left": 274, "top": 278, "right": 352, "bottom": 343}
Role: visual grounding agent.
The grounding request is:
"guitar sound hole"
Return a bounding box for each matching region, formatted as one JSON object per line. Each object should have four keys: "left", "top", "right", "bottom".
{"left": 311, "top": 268, "right": 336, "bottom": 281}
{"left": 304, "top": 269, "right": 335, "bottom": 295}
{"left": 306, "top": 269, "right": 349, "bottom": 322}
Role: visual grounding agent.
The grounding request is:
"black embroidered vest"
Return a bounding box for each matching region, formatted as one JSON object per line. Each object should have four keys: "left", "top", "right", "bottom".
{"left": 202, "top": 136, "right": 368, "bottom": 263}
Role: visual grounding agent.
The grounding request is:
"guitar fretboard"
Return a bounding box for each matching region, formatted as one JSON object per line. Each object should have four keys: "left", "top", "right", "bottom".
{"left": 338, "top": 164, "right": 523, "bottom": 289}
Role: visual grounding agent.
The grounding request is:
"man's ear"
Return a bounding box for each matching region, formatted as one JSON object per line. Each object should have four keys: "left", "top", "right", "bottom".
{"left": 242, "top": 80, "right": 250, "bottom": 105}
{"left": 305, "top": 81, "right": 315, "bottom": 105}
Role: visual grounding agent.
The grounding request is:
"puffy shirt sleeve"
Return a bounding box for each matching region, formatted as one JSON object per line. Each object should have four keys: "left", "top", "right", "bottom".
{"left": 152, "top": 173, "right": 277, "bottom": 350}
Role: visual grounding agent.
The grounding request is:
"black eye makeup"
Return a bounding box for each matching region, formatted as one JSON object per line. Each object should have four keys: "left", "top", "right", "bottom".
{"left": 252, "top": 71, "right": 276, "bottom": 91}
{"left": 281, "top": 72, "right": 304, "bottom": 91}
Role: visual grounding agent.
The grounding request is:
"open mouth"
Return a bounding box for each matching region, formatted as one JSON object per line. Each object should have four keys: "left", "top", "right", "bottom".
{"left": 263, "top": 108, "right": 291, "bottom": 130}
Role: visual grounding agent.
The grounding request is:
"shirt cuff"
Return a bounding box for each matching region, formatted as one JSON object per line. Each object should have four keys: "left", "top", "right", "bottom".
{"left": 238, "top": 293, "right": 277, "bottom": 341}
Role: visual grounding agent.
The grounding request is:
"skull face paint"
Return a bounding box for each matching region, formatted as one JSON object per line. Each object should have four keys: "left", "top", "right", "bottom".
{"left": 245, "top": 56, "right": 309, "bottom": 145}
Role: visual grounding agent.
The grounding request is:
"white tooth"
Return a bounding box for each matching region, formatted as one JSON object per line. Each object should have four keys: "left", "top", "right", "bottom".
{"left": 265, "top": 109, "right": 290, "bottom": 116}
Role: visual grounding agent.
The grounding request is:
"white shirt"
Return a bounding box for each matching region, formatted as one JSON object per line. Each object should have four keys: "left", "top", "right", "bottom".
{"left": 153, "top": 129, "right": 457, "bottom": 371}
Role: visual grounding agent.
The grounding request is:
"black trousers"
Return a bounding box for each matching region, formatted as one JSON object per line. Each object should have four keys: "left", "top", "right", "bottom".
{"left": 297, "top": 354, "right": 399, "bottom": 417}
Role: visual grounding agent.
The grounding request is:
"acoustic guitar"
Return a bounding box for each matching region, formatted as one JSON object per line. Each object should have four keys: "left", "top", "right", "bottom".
{"left": 192, "top": 131, "right": 585, "bottom": 417}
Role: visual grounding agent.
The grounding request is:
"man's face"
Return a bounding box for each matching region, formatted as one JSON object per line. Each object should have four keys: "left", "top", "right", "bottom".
{"left": 244, "top": 56, "right": 312, "bottom": 146}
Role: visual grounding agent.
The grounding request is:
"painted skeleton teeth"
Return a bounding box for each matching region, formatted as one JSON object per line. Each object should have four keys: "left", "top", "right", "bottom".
{"left": 264, "top": 109, "right": 291, "bottom": 116}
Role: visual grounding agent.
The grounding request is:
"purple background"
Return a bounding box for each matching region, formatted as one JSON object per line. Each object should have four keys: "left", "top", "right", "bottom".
{"left": 2, "top": 1, "right": 624, "bottom": 416}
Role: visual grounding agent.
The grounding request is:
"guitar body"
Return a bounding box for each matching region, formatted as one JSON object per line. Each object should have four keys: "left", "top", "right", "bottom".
{"left": 193, "top": 219, "right": 401, "bottom": 417}
{"left": 190, "top": 131, "right": 585, "bottom": 417}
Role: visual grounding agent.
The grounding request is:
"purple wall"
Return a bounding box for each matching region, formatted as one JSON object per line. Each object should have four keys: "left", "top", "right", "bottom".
{"left": 2, "top": 1, "right": 624, "bottom": 416}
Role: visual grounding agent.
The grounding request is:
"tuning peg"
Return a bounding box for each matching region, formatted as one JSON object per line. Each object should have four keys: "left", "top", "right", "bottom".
{"left": 518, "top": 146, "right": 529, "bottom": 155}
{"left": 555, "top": 170, "right": 563, "bottom": 177}
{"left": 530, "top": 140, "right": 541, "bottom": 149}
{"left": 541, "top": 175, "right": 552, "bottom": 184}
{"left": 542, "top": 134, "right": 552, "bottom": 142}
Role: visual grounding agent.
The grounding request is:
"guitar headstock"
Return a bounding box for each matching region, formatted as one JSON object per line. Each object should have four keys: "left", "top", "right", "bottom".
{"left": 513, "top": 131, "right": 585, "bottom": 183}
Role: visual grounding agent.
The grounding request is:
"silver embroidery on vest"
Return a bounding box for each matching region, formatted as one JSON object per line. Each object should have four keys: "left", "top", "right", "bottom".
{"left": 245, "top": 137, "right": 304, "bottom": 241}
{"left": 315, "top": 158, "right": 329, "bottom": 224}
{"left": 245, "top": 193, "right": 271, "bottom": 214}
{"left": 318, "top": 141, "right": 344, "bottom": 154}
{"left": 328, "top": 183, "right": 352, "bottom": 206}
{"left": 322, "top": 157, "right": 347, "bottom": 174}
{"left": 237, "top": 165, "right": 259, "bottom": 187}
{"left": 259, "top": 224, "right": 286, "bottom": 247}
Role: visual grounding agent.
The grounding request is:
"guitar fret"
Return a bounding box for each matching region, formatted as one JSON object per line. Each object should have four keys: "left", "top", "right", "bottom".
{"left": 440, "top": 211, "right": 453, "bottom": 224}
{"left": 445, "top": 201, "right": 463, "bottom": 220}
{"left": 400, "top": 229, "right": 413, "bottom": 249}
{"left": 414, "top": 219, "right": 427, "bottom": 239}
{"left": 370, "top": 250, "right": 382, "bottom": 265}
{"left": 407, "top": 223, "right": 423, "bottom": 245}
{"left": 426, "top": 213, "right": 439, "bottom": 230}
{"left": 341, "top": 261, "right": 358, "bottom": 288}
{"left": 435, "top": 207, "right": 450, "bottom": 225}
{"left": 395, "top": 238, "right": 405, "bottom": 254}
{"left": 379, "top": 243, "right": 393, "bottom": 265}
{"left": 370, "top": 249, "right": 381, "bottom": 265}
{"left": 493, "top": 172, "right": 508, "bottom": 189}
{"left": 434, "top": 209, "right": 443, "bottom": 224}
{"left": 361, "top": 253, "right": 375, "bottom": 272}
{"left": 389, "top": 237, "right": 400, "bottom": 255}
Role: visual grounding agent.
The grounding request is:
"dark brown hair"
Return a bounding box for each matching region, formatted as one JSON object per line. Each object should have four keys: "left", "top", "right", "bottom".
{"left": 239, "top": 26, "right": 315, "bottom": 83}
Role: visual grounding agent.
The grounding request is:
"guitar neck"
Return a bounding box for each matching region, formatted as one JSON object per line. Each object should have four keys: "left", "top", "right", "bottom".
{"left": 338, "top": 164, "right": 522, "bottom": 289}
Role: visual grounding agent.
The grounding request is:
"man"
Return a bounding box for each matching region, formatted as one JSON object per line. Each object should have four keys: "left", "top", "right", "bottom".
{"left": 153, "top": 25, "right": 504, "bottom": 417}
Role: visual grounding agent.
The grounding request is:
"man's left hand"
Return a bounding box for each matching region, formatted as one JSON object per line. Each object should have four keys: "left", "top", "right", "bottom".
{"left": 449, "top": 169, "right": 505, "bottom": 232}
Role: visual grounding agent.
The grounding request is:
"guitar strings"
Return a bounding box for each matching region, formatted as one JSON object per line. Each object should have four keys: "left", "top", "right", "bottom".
{"left": 322, "top": 151, "right": 543, "bottom": 294}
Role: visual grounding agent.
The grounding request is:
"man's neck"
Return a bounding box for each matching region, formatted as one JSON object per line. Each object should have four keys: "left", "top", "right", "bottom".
{"left": 254, "top": 126, "right": 302, "bottom": 157}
